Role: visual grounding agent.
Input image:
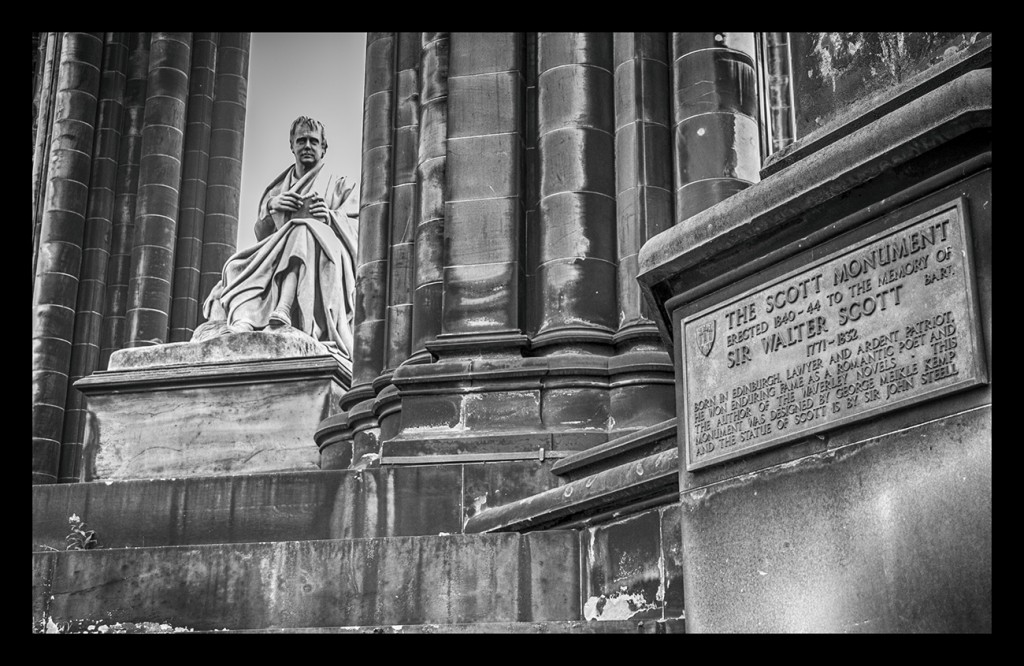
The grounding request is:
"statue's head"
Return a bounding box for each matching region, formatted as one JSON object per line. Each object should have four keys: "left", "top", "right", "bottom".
{"left": 289, "top": 116, "right": 327, "bottom": 170}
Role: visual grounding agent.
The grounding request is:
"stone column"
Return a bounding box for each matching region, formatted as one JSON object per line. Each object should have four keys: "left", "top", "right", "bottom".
{"left": 382, "top": 32, "right": 422, "bottom": 378}
{"left": 440, "top": 32, "right": 526, "bottom": 342}
{"left": 523, "top": 33, "right": 540, "bottom": 337}
{"left": 608, "top": 32, "right": 677, "bottom": 432}
{"left": 124, "top": 32, "right": 193, "bottom": 347}
{"left": 613, "top": 33, "right": 673, "bottom": 339}
{"left": 533, "top": 33, "right": 617, "bottom": 353}
{"left": 60, "top": 33, "right": 129, "bottom": 482}
{"left": 32, "top": 32, "right": 62, "bottom": 286}
{"left": 671, "top": 33, "right": 760, "bottom": 224}
{"left": 374, "top": 33, "right": 422, "bottom": 442}
{"left": 31, "top": 32, "right": 104, "bottom": 484}
{"left": 198, "top": 32, "right": 250, "bottom": 320}
{"left": 347, "top": 32, "right": 395, "bottom": 408}
{"left": 169, "top": 32, "right": 219, "bottom": 341}
{"left": 99, "top": 32, "right": 150, "bottom": 368}
{"left": 761, "top": 32, "right": 797, "bottom": 156}
{"left": 328, "top": 32, "right": 396, "bottom": 465}
{"left": 409, "top": 31, "right": 449, "bottom": 364}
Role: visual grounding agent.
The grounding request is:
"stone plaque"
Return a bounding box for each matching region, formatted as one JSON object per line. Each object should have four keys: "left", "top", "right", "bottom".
{"left": 680, "top": 198, "right": 986, "bottom": 471}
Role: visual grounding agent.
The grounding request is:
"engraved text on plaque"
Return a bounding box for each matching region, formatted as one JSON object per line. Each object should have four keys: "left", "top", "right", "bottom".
{"left": 681, "top": 199, "right": 987, "bottom": 471}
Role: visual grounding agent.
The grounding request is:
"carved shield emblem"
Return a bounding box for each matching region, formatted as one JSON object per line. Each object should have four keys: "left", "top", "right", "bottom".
{"left": 695, "top": 319, "right": 716, "bottom": 357}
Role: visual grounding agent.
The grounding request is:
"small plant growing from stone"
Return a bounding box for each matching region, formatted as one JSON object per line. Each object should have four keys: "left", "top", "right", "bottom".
{"left": 36, "top": 513, "right": 99, "bottom": 552}
{"left": 63, "top": 513, "right": 98, "bottom": 550}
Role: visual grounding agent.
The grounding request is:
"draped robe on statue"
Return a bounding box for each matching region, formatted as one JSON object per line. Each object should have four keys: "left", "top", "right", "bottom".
{"left": 200, "top": 161, "right": 358, "bottom": 366}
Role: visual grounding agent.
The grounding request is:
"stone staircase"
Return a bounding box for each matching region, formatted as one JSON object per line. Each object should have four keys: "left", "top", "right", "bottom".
{"left": 32, "top": 466, "right": 685, "bottom": 634}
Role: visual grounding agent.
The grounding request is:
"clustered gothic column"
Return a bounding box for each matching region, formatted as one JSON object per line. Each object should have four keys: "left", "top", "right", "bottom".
{"left": 198, "top": 32, "right": 251, "bottom": 325}
{"left": 59, "top": 33, "right": 129, "bottom": 482}
{"left": 409, "top": 32, "right": 449, "bottom": 363}
{"left": 319, "top": 32, "right": 761, "bottom": 468}
{"left": 169, "top": 33, "right": 218, "bottom": 342}
{"left": 373, "top": 33, "right": 423, "bottom": 439}
{"left": 31, "top": 32, "right": 251, "bottom": 483}
{"left": 32, "top": 33, "right": 62, "bottom": 283}
{"left": 31, "top": 32, "right": 104, "bottom": 484}
{"left": 382, "top": 32, "right": 422, "bottom": 377}
{"left": 99, "top": 32, "right": 151, "bottom": 367}
{"left": 339, "top": 33, "right": 396, "bottom": 456}
{"left": 123, "top": 32, "right": 193, "bottom": 347}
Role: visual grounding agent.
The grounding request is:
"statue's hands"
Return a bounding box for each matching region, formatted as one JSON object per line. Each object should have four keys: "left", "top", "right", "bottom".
{"left": 269, "top": 192, "right": 302, "bottom": 213}
{"left": 308, "top": 195, "right": 330, "bottom": 223}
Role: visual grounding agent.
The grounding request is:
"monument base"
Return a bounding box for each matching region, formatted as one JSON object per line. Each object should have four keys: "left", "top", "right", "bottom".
{"left": 75, "top": 328, "right": 351, "bottom": 481}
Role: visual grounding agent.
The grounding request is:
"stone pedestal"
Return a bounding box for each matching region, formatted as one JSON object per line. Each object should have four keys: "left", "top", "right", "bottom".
{"left": 75, "top": 329, "right": 350, "bottom": 480}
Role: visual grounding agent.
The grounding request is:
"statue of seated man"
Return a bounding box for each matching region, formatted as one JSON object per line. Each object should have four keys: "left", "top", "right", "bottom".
{"left": 196, "top": 115, "right": 359, "bottom": 362}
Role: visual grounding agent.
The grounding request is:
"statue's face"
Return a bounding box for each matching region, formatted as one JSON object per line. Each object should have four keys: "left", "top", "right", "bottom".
{"left": 291, "top": 125, "right": 325, "bottom": 169}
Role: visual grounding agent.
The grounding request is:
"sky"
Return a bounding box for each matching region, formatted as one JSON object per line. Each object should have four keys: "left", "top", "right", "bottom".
{"left": 237, "top": 33, "right": 366, "bottom": 250}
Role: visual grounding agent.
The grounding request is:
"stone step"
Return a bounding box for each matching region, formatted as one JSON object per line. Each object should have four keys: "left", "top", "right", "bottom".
{"left": 40, "top": 619, "right": 685, "bottom": 634}
{"left": 33, "top": 460, "right": 563, "bottom": 550}
{"left": 33, "top": 531, "right": 581, "bottom": 633}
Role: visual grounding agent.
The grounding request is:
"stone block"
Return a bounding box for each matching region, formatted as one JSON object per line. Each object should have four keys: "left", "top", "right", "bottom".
{"left": 659, "top": 503, "right": 685, "bottom": 619}
{"left": 385, "top": 464, "right": 465, "bottom": 536}
{"left": 447, "top": 133, "right": 522, "bottom": 202}
{"left": 75, "top": 331, "right": 349, "bottom": 480}
{"left": 36, "top": 531, "right": 581, "bottom": 630}
{"left": 679, "top": 407, "right": 991, "bottom": 633}
{"left": 582, "top": 509, "right": 664, "bottom": 622}
{"left": 462, "top": 460, "right": 563, "bottom": 522}
{"left": 32, "top": 464, "right": 484, "bottom": 551}
{"left": 448, "top": 71, "right": 523, "bottom": 137}
{"left": 541, "top": 386, "right": 609, "bottom": 429}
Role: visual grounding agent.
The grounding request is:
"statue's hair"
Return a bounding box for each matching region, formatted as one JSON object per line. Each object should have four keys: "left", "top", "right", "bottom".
{"left": 289, "top": 116, "right": 328, "bottom": 152}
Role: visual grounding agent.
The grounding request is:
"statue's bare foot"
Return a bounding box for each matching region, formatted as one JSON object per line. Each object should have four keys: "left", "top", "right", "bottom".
{"left": 268, "top": 308, "right": 292, "bottom": 328}
{"left": 227, "top": 320, "right": 255, "bottom": 334}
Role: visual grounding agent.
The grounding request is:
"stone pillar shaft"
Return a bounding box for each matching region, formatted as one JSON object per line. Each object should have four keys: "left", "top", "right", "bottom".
{"left": 169, "top": 32, "right": 219, "bottom": 341}
{"left": 31, "top": 32, "right": 104, "bottom": 484}
{"left": 198, "top": 32, "right": 250, "bottom": 321}
{"left": 441, "top": 32, "right": 526, "bottom": 337}
{"left": 409, "top": 32, "right": 449, "bottom": 362}
{"left": 534, "top": 32, "right": 617, "bottom": 351}
{"left": 523, "top": 33, "right": 540, "bottom": 336}
{"left": 60, "top": 32, "right": 130, "bottom": 482}
{"left": 32, "top": 32, "right": 63, "bottom": 287}
{"left": 383, "top": 32, "right": 422, "bottom": 374}
{"left": 124, "top": 32, "right": 193, "bottom": 347}
{"left": 613, "top": 33, "right": 673, "bottom": 334}
{"left": 671, "top": 32, "right": 760, "bottom": 224}
{"left": 348, "top": 32, "right": 396, "bottom": 406}
{"left": 762, "top": 32, "right": 797, "bottom": 156}
{"left": 99, "top": 32, "right": 150, "bottom": 368}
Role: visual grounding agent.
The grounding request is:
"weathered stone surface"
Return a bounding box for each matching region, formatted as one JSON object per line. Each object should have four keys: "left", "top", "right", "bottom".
{"left": 465, "top": 447, "right": 678, "bottom": 534}
{"left": 109, "top": 327, "right": 331, "bottom": 368}
{"left": 462, "top": 460, "right": 564, "bottom": 522}
{"left": 75, "top": 332, "right": 348, "bottom": 481}
{"left": 552, "top": 418, "right": 676, "bottom": 480}
{"left": 194, "top": 619, "right": 686, "bottom": 634}
{"left": 583, "top": 510, "right": 663, "bottom": 622}
{"left": 680, "top": 406, "right": 991, "bottom": 633}
{"left": 32, "top": 460, "right": 569, "bottom": 550}
{"left": 34, "top": 531, "right": 581, "bottom": 630}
